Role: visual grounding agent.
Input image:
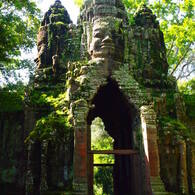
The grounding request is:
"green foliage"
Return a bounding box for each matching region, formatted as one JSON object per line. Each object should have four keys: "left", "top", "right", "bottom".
{"left": 27, "top": 83, "right": 67, "bottom": 107}
{"left": 0, "top": 83, "right": 25, "bottom": 112}
{"left": 165, "top": 92, "right": 177, "bottom": 118}
{"left": 123, "top": 0, "right": 146, "bottom": 17}
{"left": 91, "top": 118, "right": 114, "bottom": 151}
{"left": 74, "top": 0, "right": 83, "bottom": 7}
{"left": 159, "top": 116, "right": 191, "bottom": 140}
{"left": 0, "top": 0, "right": 40, "bottom": 63}
{"left": 183, "top": 94, "right": 195, "bottom": 118}
{"left": 178, "top": 79, "right": 195, "bottom": 118}
{"left": 28, "top": 91, "right": 49, "bottom": 107}
{"left": 1, "top": 167, "right": 17, "bottom": 183}
{"left": 151, "top": 0, "right": 195, "bottom": 80}
{"left": 124, "top": 0, "right": 194, "bottom": 80}
{"left": 56, "top": 21, "right": 66, "bottom": 26}
{"left": 41, "top": 191, "right": 72, "bottom": 195}
{"left": 27, "top": 112, "right": 72, "bottom": 142}
{"left": 26, "top": 90, "right": 72, "bottom": 142}
{"left": 0, "top": 0, "right": 40, "bottom": 84}
{"left": 90, "top": 118, "right": 114, "bottom": 194}
{"left": 94, "top": 167, "right": 113, "bottom": 195}
{"left": 178, "top": 78, "right": 195, "bottom": 95}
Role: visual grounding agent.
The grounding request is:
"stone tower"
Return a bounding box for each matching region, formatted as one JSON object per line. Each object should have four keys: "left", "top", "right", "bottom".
{"left": 25, "top": 1, "right": 76, "bottom": 194}
{"left": 34, "top": 0, "right": 72, "bottom": 81}
{"left": 0, "top": 0, "right": 194, "bottom": 195}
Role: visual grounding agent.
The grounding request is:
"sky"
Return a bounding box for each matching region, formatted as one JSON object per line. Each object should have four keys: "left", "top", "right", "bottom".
{"left": 35, "top": 0, "right": 80, "bottom": 24}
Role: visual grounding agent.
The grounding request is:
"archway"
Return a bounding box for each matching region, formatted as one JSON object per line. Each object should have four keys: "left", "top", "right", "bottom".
{"left": 87, "top": 78, "right": 141, "bottom": 195}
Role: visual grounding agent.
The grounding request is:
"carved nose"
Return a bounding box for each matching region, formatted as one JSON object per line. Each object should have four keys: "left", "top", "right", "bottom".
{"left": 102, "top": 35, "right": 113, "bottom": 44}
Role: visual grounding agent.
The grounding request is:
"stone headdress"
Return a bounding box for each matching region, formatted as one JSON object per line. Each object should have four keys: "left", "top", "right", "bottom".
{"left": 79, "top": 0, "right": 128, "bottom": 60}
{"left": 80, "top": 0, "right": 128, "bottom": 22}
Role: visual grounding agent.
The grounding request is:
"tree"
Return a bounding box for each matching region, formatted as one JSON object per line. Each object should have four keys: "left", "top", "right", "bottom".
{"left": 178, "top": 78, "right": 195, "bottom": 119}
{"left": 124, "top": 0, "right": 195, "bottom": 81}
{"left": 148, "top": 0, "right": 194, "bottom": 81}
{"left": 74, "top": 0, "right": 195, "bottom": 81}
{"left": 0, "top": 0, "right": 40, "bottom": 85}
{"left": 178, "top": 78, "right": 195, "bottom": 95}
{"left": 74, "top": 0, "right": 83, "bottom": 8}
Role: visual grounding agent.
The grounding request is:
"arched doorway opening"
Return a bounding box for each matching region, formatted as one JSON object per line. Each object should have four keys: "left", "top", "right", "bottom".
{"left": 87, "top": 78, "right": 141, "bottom": 195}
{"left": 91, "top": 117, "right": 114, "bottom": 194}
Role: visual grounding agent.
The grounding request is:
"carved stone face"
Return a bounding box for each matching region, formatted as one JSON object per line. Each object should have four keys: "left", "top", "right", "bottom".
{"left": 89, "top": 18, "right": 124, "bottom": 61}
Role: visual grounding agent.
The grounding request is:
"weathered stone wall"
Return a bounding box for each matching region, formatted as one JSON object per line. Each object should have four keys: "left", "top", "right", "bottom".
{"left": 155, "top": 92, "right": 194, "bottom": 194}
{"left": 0, "top": 111, "right": 26, "bottom": 195}
{"left": 127, "top": 5, "right": 169, "bottom": 88}
{"left": 186, "top": 118, "right": 195, "bottom": 193}
{"left": 24, "top": 1, "right": 76, "bottom": 194}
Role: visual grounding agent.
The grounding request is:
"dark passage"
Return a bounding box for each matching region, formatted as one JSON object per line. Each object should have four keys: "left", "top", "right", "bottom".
{"left": 88, "top": 78, "right": 142, "bottom": 195}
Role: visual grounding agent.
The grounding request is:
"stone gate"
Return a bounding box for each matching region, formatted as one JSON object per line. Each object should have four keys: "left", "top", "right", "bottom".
{"left": 0, "top": 0, "right": 194, "bottom": 195}
{"left": 30, "top": 0, "right": 194, "bottom": 194}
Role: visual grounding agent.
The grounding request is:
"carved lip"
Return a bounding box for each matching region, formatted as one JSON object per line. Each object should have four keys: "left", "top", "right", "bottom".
{"left": 100, "top": 43, "right": 115, "bottom": 50}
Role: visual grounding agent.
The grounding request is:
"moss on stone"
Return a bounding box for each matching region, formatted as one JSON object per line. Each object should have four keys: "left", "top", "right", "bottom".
{"left": 159, "top": 116, "right": 191, "bottom": 141}
{"left": 41, "top": 191, "right": 72, "bottom": 195}
{"left": 50, "top": 13, "right": 66, "bottom": 23}
{"left": 55, "top": 21, "right": 66, "bottom": 26}
{"left": 26, "top": 89, "right": 73, "bottom": 142}
{"left": 183, "top": 94, "right": 195, "bottom": 119}
{"left": 0, "top": 167, "right": 17, "bottom": 183}
{"left": 166, "top": 92, "right": 177, "bottom": 118}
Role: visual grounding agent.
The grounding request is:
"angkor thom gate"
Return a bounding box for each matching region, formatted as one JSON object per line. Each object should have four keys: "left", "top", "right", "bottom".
{"left": 71, "top": 1, "right": 164, "bottom": 194}
{"left": 6, "top": 0, "right": 192, "bottom": 195}
{"left": 30, "top": 0, "right": 192, "bottom": 194}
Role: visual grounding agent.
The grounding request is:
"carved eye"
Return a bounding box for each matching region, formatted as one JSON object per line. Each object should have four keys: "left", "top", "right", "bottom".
{"left": 94, "top": 32, "right": 102, "bottom": 38}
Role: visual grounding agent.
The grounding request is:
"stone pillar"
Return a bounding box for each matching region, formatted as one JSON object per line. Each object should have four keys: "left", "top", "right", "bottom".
{"left": 141, "top": 105, "right": 160, "bottom": 177}
{"left": 40, "top": 141, "right": 48, "bottom": 192}
{"left": 174, "top": 93, "right": 187, "bottom": 122}
{"left": 178, "top": 140, "right": 189, "bottom": 194}
{"left": 191, "top": 141, "right": 195, "bottom": 192}
{"left": 72, "top": 100, "right": 88, "bottom": 195}
{"left": 24, "top": 107, "right": 36, "bottom": 195}
{"left": 25, "top": 143, "right": 34, "bottom": 195}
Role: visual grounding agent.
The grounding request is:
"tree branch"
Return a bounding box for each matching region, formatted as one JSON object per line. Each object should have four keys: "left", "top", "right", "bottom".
{"left": 176, "top": 60, "right": 193, "bottom": 80}
{"left": 167, "top": 36, "right": 176, "bottom": 58}
{"left": 179, "top": 69, "right": 195, "bottom": 80}
{"left": 170, "top": 43, "right": 192, "bottom": 75}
